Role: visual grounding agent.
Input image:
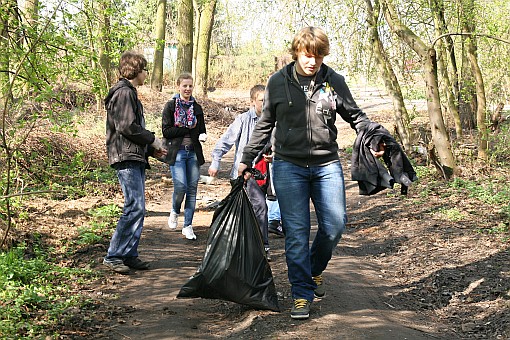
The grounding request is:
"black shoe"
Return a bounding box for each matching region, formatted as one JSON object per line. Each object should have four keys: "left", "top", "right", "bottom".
{"left": 123, "top": 257, "right": 150, "bottom": 270}
{"left": 313, "top": 274, "right": 325, "bottom": 298}
{"left": 268, "top": 220, "right": 284, "bottom": 237}
{"left": 291, "top": 299, "right": 311, "bottom": 319}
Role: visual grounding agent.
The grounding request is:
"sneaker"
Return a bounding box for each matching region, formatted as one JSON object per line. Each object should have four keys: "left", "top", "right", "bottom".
{"left": 124, "top": 257, "right": 150, "bottom": 270}
{"left": 313, "top": 274, "right": 325, "bottom": 298}
{"left": 103, "top": 258, "right": 130, "bottom": 274}
{"left": 291, "top": 298, "right": 311, "bottom": 319}
{"left": 168, "top": 211, "right": 178, "bottom": 229}
{"left": 268, "top": 220, "right": 284, "bottom": 237}
{"left": 265, "top": 247, "right": 272, "bottom": 262}
{"left": 182, "top": 225, "right": 197, "bottom": 240}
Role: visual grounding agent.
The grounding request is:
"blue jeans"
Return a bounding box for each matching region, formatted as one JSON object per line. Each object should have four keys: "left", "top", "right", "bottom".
{"left": 273, "top": 158, "right": 347, "bottom": 301}
{"left": 170, "top": 150, "right": 200, "bottom": 226}
{"left": 267, "top": 199, "right": 281, "bottom": 222}
{"left": 105, "top": 161, "right": 146, "bottom": 263}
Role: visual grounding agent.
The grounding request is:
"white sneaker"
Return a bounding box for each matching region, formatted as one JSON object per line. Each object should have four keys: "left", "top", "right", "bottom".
{"left": 168, "top": 212, "right": 178, "bottom": 229}
{"left": 182, "top": 225, "right": 197, "bottom": 240}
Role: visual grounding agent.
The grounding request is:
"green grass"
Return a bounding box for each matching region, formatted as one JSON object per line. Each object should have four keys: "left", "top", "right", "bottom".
{"left": 75, "top": 204, "right": 121, "bottom": 246}
{"left": 0, "top": 243, "right": 98, "bottom": 338}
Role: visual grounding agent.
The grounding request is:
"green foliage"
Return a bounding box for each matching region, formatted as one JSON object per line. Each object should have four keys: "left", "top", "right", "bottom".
{"left": 0, "top": 243, "right": 97, "bottom": 338}
{"left": 489, "top": 122, "right": 510, "bottom": 165}
{"left": 450, "top": 178, "right": 510, "bottom": 206}
{"left": 401, "top": 84, "right": 427, "bottom": 100}
{"left": 438, "top": 207, "right": 465, "bottom": 222}
{"left": 76, "top": 204, "right": 121, "bottom": 246}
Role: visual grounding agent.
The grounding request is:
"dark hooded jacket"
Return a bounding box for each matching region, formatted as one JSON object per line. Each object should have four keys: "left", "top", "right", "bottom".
{"left": 105, "top": 78, "right": 156, "bottom": 168}
{"left": 241, "top": 62, "right": 370, "bottom": 167}
{"left": 351, "top": 122, "right": 418, "bottom": 195}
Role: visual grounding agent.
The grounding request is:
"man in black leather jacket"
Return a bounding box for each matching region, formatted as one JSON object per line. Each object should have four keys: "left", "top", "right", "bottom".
{"left": 103, "top": 51, "right": 166, "bottom": 274}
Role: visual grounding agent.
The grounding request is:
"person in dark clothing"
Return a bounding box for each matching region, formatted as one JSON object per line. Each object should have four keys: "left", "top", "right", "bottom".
{"left": 162, "top": 73, "right": 207, "bottom": 240}
{"left": 104, "top": 51, "right": 167, "bottom": 274}
{"left": 238, "top": 27, "right": 383, "bottom": 319}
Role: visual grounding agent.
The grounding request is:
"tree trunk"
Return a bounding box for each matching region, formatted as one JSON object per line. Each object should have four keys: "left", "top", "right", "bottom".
{"left": 151, "top": 0, "right": 167, "bottom": 92}
{"left": 380, "top": 0, "right": 457, "bottom": 178}
{"left": 176, "top": 0, "right": 193, "bottom": 76}
{"left": 430, "top": 0, "right": 462, "bottom": 138}
{"left": 0, "top": 0, "right": 18, "bottom": 248}
{"left": 0, "top": 0, "right": 16, "bottom": 113}
{"left": 22, "top": 0, "right": 38, "bottom": 27}
{"left": 459, "top": 0, "right": 488, "bottom": 160}
{"left": 98, "top": 0, "right": 112, "bottom": 89}
{"left": 194, "top": 0, "right": 216, "bottom": 97}
{"left": 365, "top": 0, "right": 411, "bottom": 152}
{"left": 192, "top": 0, "right": 200, "bottom": 79}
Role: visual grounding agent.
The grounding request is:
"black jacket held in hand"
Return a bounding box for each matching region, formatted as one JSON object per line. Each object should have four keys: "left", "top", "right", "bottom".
{"left": 105, "top": 78, "right": 156, "bottom": 167}
{"left": 161, "top": 99, "right": 206, "bottom": 166}
{"left": 351, "top": 122, "right": 418, "bottom": 195}
{"left": 241, "top": 62, "right": 370, "bottom": 168}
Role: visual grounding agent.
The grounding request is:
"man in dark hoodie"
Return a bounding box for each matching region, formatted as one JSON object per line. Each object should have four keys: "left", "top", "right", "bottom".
{"left": 104, "top": 51, "right": 166, "bottom": 274}
{"left": 238, "top": 27, "right": 379, "bottom": 319}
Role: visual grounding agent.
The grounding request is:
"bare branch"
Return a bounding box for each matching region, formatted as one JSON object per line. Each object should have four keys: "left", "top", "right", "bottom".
{"left": 432, "top": 32, "right": 510, "bottom": 48}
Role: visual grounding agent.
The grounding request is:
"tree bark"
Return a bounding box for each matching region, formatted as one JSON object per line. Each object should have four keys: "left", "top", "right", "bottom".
{"left": 0, "top": 0, "right": 16, "bottom": 113}
{"left": 365, "top": 0, "right": 411, "bottom": 152}
{"left": 430, "top": 0, "right": 462, "bottom": 138}
{"left": 380, "top": 0, "right": 457, "bottom": 178}
{"left": 151, "top": 0, "right": 167, "bottom": 92}
{"left": 98, "top": 0, "right": 112, "bottom": 88}
{"left": 194, "top": 0, "right": 217, "bottom": 97}
{"left": 176, "top": 0, "right": 193, "bottom": 76}
{"left": 192, "top": 0, "right": 200, "bottom": 79}
{"left": 459, "top": 0, "right": 488, "bottom": 160}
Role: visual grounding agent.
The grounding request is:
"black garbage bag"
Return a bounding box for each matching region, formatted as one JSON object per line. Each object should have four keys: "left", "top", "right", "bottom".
{"left": 177, "top": 176, "right": 280, "bottom": 312}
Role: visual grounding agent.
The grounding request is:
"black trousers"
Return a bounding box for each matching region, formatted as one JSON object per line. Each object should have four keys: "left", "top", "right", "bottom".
{"left": 246, "top": 178, "right": 269, "bottom": 248}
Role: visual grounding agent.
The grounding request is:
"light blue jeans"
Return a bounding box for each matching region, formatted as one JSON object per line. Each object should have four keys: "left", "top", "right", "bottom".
{"left": 170, "top": 150, "right": 200, "bottom": 226}
{"left": 105, "top": 161, "right": 146, "bottom": 263}
{"left": 267, "top": 199, "right": 281, "bottom": 222}
{"left": 273, "top": 158, "right": 347, "bottom": 301}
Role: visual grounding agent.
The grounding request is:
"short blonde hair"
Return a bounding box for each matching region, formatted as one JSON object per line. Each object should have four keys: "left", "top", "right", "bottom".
{"left": 176, "top": 72, "right": 193, "bottom": 85}
{"left": 290, "top": 27, "right": 330, "bottom": 60}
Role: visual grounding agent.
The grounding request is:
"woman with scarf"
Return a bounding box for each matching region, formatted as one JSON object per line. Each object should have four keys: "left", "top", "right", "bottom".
{"left": 162, "top": 72, "right": 207, "bottom": 240}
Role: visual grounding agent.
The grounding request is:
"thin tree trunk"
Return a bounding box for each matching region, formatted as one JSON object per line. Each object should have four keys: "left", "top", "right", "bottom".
{"left": 194, "top": 0, "right": 216, "bottom": 97}
{"left": 98, "top": 0, "right": 112, "bottom": 89}
{"left": 83, "top": 0, "right": 101, "bottom": 109}
{"left": 459, "top": 0, "right": 488, "bottom": 160}
{"left": 0, "top": 0, "right": 16, "bottom": 110}
{"left": 380, "top": 0, "right": 457, "bottom": 178}
{"left": 192, "top": 0, "right": 201, "bottom": 81}
{"left": 176, "top": 0, "right": 193, "bottom": 76}
{"left": 430, "top": 0, "right": 462, "bottom": 138}
{"left": 0, "top": 0, "right": 18, "bottom": 248}
{"left": 365, "top": 0, "right": 411, "bottom": 152}
{"left": 151, "top": 0, "right": 167, "bottom": 92}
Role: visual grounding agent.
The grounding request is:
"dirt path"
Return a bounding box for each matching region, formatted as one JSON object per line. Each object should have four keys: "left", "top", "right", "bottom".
{"left": 94, "top": 88, "right": 447, "bottom": 339}
{"left": 97, "top": 170, "right": 442, "bottom": 339}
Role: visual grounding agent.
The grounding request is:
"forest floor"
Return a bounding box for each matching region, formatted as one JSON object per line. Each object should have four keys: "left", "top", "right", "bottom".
{"left": 20, "top": 85, "right": 510, "bottom": 339}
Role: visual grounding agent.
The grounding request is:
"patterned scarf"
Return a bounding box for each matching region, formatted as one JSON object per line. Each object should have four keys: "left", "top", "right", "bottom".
{"left": 173, "top": 94, "right": 197, "bottom": 128}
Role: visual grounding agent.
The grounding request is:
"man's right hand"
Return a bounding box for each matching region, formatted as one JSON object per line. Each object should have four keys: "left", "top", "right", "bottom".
{"left": 237, "top": 163, "right": 251, "bottom": 180}
{"left": 208, "top": 167, "right": 218, "bottom": 177}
